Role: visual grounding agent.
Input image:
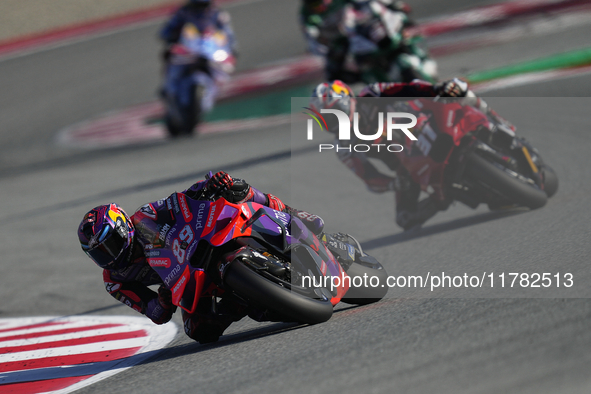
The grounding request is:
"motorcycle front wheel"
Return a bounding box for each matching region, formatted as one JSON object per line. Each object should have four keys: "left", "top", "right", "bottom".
{"left": 466, "top": 152, "right": 548, "bottom": 209}
{"left": 541, "top": 164, "right": 559, "bottom": 198}
{"left": 340, "top": 256, "right": 389, "bottom": 306}
{"left": 224, "top": 259, "right": 334, "bottom": 325}
{"left": 164, "top": 84, "right": 202, "bottom": 137}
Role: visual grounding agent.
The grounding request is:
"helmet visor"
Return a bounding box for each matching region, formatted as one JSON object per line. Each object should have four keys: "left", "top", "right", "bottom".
{"left": 83, "top": 225, "right": 127, "bottom": 269}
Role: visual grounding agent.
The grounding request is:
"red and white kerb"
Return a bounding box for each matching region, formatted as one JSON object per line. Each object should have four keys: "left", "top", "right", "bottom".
{"left": 0, "top": 316, "right": 177, "bottom": 393}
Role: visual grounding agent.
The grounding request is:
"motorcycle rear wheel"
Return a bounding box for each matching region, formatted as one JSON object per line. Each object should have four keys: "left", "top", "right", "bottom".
{"left": 466, "top": 152, "right": 547, "bottom": 209}
{"left": 224, "top": 259, "right": 334, "bottom": 325}
{"left": 164, "top": 113, "right": 185, "bottom": 137}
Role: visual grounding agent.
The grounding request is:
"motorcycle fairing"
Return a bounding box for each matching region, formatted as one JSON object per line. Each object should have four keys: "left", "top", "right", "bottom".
{"left": 399, "top": 99, "right": 490, "bottom": 200}
{"left": 137, "top": 193, "right": 347, "bottom": 312}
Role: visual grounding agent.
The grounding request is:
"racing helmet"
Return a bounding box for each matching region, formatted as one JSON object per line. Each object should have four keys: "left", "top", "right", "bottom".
{"left": 309, "top": 80, "right": 356, "bottom": 134}
{"left": 78, "top": 203, "right": 135, "bottom": 270}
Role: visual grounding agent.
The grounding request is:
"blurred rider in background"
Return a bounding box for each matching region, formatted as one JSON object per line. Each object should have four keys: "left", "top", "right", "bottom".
{"left": 310, "top": 78, "right": 490, "bottom": 230}
{"left": 301, "top": 0, "right": 353, "bottom": 81}
{"left": 160, "top": 0, "right": 237, "bottom": 60}
{"left": 78, "top": 172, "right": 323, "bottom": 344}
{"left": 159, "top": 0, "right": 238, "bottom": 113}
{"left": 300, "top": 0, "right": 436, "bottom": 83}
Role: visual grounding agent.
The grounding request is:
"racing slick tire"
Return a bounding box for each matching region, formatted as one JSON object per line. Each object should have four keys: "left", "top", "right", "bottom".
{"left": 340, "top": 257, "right": 389, "bottom": 306}
{"left": 224, "top": 259, "right": 334, "bottom": 325}
{"left": 467, "top": 152, "right": 548, "bottom": 210}
{"left": 541, "top": 164, "right": 559, "bottom": 198}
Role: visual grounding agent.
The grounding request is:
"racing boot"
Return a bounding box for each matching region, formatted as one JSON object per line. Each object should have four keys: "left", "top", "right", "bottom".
{"left": 396, "top": 196, "right": 449, "bottom": 231}
{"left": 182, "top": 297, "right": 247, "bottom": 344}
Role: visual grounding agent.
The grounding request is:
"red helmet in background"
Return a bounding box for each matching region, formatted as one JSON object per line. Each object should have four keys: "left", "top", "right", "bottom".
{"left": 309, "top": 80, "right": 356, "bottom": 134}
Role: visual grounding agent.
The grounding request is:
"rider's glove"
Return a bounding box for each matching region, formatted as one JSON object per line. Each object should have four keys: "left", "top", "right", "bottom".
{"left": 435, "top": 78, "right": 469, "bottom": 98}
{"left": 158, "top": 285, "right": 174, "bottom": 310}
{"left": 145, "top": 285, "right": 176, "bottom": 325}
{"left": 266, "top": 194, "right": 286, "bottom": 212}
{"left": 207, "top": 171, "right": 233, "bottom": 195}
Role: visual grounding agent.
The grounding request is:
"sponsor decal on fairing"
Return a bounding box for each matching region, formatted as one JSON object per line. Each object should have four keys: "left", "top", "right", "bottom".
{"left": 148, "top": 257, "right": 172, "bottom": 269}
{"left": 178, "top": 194, "right": 193, "bottom": 222}
{"left": 164, "top": 264, "right": 182, "bottom": 286}
{"left": 195, "top": 203, "right": 206, "bottom": 230}
{"left": 158, "top": 223, "right": 171, "bottom": 242}
{"left": 139, "top": 203, "right": 157, "bottom": 220}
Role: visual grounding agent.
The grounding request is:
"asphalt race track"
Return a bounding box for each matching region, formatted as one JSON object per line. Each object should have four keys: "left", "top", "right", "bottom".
{"left": 1, "top": 1, "right": 591, "bottom": 393}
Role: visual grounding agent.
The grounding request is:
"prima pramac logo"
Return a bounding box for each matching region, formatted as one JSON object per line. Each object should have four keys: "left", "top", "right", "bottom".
{"left": 302, "top": 107, "right": 418, "bottom": 153}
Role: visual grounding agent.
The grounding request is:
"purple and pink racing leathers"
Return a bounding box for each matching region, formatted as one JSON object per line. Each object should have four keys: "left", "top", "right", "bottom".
{"left": 101, "top": 177, "right": 323, "bottom": 343}
{"left": 103, "top": 179, "right": 267, "bottom": 338}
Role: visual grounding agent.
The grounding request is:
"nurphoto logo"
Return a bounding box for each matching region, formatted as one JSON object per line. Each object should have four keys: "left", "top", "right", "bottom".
{"left": 303, "top": 107, "right": 418, "bottom": 153}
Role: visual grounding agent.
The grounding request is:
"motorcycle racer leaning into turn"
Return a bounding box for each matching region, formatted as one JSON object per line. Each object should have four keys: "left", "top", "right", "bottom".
{"left": 159, "top": 0, "right": 238, "bottom": 113}
{"left": 309, "top": 78, "right": 495, "bottom": 231}
{"left": 77, "top": 172, "right": 324, "bottom": 344}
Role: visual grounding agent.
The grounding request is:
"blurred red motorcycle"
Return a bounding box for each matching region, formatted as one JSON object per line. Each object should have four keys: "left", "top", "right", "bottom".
{"left": 396, "top": 98, "right": 558, "bottom": 211}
